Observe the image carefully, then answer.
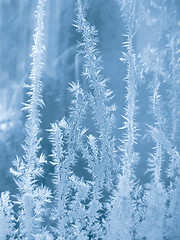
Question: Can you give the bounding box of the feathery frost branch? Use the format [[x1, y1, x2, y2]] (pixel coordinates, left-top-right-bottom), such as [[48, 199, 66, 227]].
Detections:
[[10, 0, 51, 238], [75, 0, 117, 190]]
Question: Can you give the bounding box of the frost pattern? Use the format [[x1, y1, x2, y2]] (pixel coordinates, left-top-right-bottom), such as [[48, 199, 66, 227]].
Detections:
[[0, 0, 179, 239]]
